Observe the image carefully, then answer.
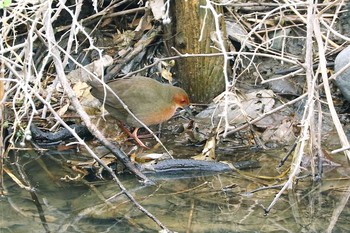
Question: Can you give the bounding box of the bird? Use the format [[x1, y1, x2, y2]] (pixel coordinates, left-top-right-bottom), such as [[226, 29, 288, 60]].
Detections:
[[89, 76, 190, 148]]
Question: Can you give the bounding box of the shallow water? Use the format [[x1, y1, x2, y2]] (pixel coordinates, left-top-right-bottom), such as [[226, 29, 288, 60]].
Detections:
[[1, 148, 350, 233]]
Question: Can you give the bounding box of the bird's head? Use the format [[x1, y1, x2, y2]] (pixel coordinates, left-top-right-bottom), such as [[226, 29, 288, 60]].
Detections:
[[172, 88, 190, 108]]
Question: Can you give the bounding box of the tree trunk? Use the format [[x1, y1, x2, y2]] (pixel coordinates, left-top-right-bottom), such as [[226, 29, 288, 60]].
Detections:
[[174, 0, 225, 104]]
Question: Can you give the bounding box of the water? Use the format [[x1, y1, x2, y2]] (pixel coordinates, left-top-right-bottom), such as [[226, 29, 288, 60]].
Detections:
[[1, 148, 350, 233]]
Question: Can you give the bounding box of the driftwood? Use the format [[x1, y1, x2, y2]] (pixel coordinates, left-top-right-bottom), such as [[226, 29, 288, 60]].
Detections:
[[31, 124, 92, 142], [139, 159, 260, 179]]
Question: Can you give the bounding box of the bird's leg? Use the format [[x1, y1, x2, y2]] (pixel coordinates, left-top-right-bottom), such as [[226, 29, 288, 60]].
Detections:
[[131, 128, 149, 149], [116, 121, 132, 136], [117, 122, 149, 148]]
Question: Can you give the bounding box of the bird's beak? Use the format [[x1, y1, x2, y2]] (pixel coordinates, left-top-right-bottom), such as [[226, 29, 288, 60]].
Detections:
[[184, 106, 193, 117]]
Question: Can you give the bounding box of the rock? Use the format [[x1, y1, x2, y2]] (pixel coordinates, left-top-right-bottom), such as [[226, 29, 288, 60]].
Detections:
[[267, 78, 300, 96], [334, 46, 350, 101]]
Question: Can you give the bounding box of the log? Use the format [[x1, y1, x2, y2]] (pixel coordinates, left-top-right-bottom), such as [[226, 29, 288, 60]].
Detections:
[[174, 0, 226, 103]]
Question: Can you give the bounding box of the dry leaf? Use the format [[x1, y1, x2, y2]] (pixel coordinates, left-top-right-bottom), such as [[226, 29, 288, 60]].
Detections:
[[161, 68, 173, 83], [66, 55, 113, 83], [149, 0, 165, 21], [72, 81, 89, 99], [197, 89, 276, 126], [57, 102, 70, 117], [192, 136, 216, 161]]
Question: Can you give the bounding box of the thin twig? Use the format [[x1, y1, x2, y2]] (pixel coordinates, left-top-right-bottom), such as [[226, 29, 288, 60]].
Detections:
[[313, 12, 350, 160], [264, 0, 316, 213]]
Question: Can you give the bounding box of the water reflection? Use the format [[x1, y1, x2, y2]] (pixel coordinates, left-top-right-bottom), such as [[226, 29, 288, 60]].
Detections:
[[1, 149, 350, 232]]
